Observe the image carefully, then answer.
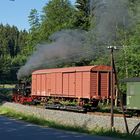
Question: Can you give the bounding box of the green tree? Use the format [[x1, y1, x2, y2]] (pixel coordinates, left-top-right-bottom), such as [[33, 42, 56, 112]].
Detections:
[[75, 0, 90, 30], [28, 9, 40, 31], [117, 45, 140, 80], [28, 9, 40, 45], [39, 0, 76, 41], [0, 24, 29, 83]]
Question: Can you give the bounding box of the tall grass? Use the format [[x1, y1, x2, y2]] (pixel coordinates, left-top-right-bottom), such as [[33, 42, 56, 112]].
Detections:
[[0, 106, 139, 140]]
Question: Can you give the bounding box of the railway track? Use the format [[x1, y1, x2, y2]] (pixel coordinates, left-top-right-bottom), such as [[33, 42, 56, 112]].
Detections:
[[30, 103, 138, 118], [87, 111, 132, 118]]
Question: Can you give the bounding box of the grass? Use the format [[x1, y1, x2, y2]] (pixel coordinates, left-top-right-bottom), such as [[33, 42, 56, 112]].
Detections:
[[97, 102, 122, 114], [0, 106, 140, 140], [0, 84, 15, 88]]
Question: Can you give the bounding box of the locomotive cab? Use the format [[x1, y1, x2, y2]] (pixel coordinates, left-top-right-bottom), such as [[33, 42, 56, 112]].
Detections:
[[14, 80, 31, 97], [12, 80, 32, 103]]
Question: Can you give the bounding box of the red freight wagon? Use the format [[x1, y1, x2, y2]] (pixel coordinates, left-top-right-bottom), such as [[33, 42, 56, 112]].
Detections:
[[31, 65, 112, 100]]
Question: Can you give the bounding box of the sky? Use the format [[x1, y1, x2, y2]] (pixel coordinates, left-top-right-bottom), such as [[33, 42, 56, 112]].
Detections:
[[0, 0, 76, 31]]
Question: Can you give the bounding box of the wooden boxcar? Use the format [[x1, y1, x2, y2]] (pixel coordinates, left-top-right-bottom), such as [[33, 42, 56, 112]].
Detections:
[[31, 65, 112, 100]]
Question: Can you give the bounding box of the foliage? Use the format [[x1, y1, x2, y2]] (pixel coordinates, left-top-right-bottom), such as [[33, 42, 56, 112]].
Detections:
[[28, 9, 40, 31], [28, 8, 40, 45], [117, 45, 140, 79], [38, 0, 77, 41], [0, 24, 29, 83], [74, 0, 90, 30], [0, 88, 12, 103]]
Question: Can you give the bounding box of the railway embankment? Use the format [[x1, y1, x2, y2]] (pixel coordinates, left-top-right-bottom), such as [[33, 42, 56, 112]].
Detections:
[[1, 102, 140, 133]]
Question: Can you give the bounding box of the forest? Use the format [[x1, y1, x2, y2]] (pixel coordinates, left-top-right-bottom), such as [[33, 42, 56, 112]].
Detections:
[[0, 0, 140, 85]]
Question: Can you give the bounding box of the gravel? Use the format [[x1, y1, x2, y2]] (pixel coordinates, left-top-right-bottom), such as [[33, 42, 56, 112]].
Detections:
[[2, 102, 140, 133]]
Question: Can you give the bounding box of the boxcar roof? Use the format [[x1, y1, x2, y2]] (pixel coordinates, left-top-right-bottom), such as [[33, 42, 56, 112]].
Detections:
[[32, 65, 111, 74], [121, 77, 140, 82]]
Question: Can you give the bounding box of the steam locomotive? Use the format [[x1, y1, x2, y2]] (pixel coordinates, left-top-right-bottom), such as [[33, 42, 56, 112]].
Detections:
[[12, 65, 114, 112]]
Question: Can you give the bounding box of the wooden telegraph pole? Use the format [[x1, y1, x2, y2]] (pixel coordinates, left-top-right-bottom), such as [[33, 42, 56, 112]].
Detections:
[[108, 46, 129, 133], [108, 46, 116, 130]]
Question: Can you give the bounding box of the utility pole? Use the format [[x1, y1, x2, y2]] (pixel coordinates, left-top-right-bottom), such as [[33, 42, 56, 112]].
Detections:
[[108, 46, 116, 130], [108, 46, 129, 133]]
